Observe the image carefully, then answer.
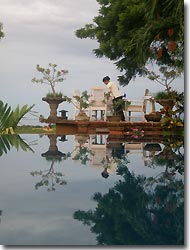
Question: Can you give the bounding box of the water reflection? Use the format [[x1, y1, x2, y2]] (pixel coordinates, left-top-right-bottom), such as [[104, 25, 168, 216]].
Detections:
[[70, 135, 184, 245], [31, 135, 69, 191], [74, 152, 184, 245], [0, 210, 2, 224], [0, 133, 184, 245], [0, 134, 34, 156]]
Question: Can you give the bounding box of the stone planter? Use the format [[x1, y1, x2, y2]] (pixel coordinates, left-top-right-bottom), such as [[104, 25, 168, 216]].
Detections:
[[42, 97, 65, 119], [107, 115, 121, 122], [145, 112, 162, 122], [156, 99, 174, 111]]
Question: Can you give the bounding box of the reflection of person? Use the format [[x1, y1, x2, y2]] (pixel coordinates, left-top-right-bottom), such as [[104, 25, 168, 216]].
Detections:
[[102, 76, 125, 121], [101, 168, 109, 179]]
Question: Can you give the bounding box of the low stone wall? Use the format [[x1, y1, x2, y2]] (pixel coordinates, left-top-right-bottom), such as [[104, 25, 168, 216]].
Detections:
[[43, 117, 183, 136]]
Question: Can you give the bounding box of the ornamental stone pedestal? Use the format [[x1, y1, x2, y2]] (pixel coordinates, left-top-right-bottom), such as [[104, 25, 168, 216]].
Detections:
[[42, 97, 65, 119]]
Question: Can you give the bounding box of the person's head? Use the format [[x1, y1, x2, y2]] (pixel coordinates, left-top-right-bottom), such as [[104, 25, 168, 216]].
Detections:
[[102, 76, 110, 85]]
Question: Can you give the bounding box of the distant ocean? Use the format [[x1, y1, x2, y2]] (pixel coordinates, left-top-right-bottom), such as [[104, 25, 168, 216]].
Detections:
[[19, 118, 42, 126]]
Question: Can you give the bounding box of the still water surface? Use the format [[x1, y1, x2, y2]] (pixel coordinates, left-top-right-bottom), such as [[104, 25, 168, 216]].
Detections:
[[0, 134, 184, 245]]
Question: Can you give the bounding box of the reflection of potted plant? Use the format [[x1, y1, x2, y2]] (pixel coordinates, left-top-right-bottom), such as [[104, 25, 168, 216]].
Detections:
[[152, 140, 184, 175], [143, 143, 162, 152], [64, 91, 93, 121], [72, 135, 94, 165], [41, 135, 66, 160], [32, 63, 68, 119]]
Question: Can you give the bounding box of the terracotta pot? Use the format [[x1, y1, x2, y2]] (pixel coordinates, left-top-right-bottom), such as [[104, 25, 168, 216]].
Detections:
[[145, 112, 162, 122], [75, 111, 90, 121], [75, 134, 89, 145], [156, 99, 174, 110], [107, 115, 121, 122]]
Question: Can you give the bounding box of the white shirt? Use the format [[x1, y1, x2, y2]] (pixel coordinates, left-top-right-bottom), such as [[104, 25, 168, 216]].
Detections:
[[107, 81, 122, 99]]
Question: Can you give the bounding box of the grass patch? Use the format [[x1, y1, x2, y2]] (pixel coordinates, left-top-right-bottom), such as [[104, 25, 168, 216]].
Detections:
[[15, 125, 56, 134]]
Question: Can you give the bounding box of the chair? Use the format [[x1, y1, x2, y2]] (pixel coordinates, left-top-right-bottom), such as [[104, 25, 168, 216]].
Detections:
[[73, 90, 81, 119], [124, 89, 155, 121], [124, 99, 145, 121], [89, 135, 107, 168], [89, 87, 107, 121], [124, 142, 143, 154]]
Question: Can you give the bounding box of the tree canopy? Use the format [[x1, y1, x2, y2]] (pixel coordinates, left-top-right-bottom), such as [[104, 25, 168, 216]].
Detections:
[[76, 0, 184, 85]]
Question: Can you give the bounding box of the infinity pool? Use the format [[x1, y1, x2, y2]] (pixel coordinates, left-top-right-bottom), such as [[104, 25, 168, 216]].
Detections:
[[0, 134, 184, 246]]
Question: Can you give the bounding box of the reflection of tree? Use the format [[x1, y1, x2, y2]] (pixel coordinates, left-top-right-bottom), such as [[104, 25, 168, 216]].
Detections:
[[31, 160, 67, 191], [72, 135, 94, 165], [0, 134, 34, 156], [72, 146, 93, 165], [31, 135, 69, 191], [74, 162, 184, 245], [152, 140, 184, 175]]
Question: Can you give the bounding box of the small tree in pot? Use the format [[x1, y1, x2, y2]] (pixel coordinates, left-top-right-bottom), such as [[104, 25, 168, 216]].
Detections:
[[32, 63, 68, 119], [104, 93, 130, 122], [145, 66, 184, 123], [147, 66, 182, 112], [64, 91, 94, 121]]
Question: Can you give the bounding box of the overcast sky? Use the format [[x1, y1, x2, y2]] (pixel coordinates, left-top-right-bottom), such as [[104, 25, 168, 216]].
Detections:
[[0, 0, 184, 121]]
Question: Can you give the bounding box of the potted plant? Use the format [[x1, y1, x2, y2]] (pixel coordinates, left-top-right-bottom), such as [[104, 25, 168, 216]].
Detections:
[[146, 66, 183, 117], [154, 91, 176, 111], [32, 63, 68, 119], [105, 93, 128, 122], [64, 91, 93, 121]]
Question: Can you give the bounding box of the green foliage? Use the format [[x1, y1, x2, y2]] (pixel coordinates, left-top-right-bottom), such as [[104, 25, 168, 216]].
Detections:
[[0, 100, 13, 133], [8, 104, 35, 129], [112, 98, 125, 115], [46, 91, 63, 98], [0, 100, 35, 133], [76, 0, 184, 85], [147, 66, 182, 91], [74, 157, 184, 245], [154, 91, 174, 100], [31, 161, 67, 191], [64, 90, 94, 112], [153, 90, 184, 131], [152, 140, 184, 174], [0, 134, 34, 157], [32, 63, 68, 94], [72, 146, 94, 165]]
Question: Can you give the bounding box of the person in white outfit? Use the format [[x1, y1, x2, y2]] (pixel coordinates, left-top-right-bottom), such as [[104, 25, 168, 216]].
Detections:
[[102, 76, 125, 121]]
